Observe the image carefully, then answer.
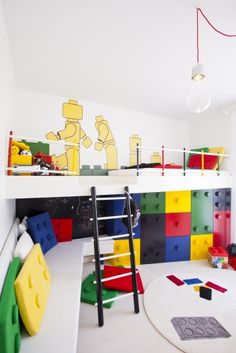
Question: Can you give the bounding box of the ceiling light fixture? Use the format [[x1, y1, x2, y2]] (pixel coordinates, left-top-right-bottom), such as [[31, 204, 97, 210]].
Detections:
[[187, 8, 236, 114]]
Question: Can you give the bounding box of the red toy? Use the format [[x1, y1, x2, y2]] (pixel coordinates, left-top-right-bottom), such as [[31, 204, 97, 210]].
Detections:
[[208, 246, 228, 269], [33, 151, 52, 165], [229, 256, 236, 270], [51, 218, 73, 242], [103, 265, 144, 294]]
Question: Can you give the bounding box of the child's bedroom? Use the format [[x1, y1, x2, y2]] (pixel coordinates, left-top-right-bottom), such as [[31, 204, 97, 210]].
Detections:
[[0, 1, 236, 353]]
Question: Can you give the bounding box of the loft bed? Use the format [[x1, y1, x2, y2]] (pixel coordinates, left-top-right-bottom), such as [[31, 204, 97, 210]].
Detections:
[[5, 133, 232, 198]]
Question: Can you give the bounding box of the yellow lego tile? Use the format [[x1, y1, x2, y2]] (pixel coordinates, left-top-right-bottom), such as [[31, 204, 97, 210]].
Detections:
[[11, 155, 32, 165], [62, 99, 83, 120], [190, 234, 213, 260], [14, 244, 51, 336], [108, 239, 140, 267], [165, 191, 191, 213]]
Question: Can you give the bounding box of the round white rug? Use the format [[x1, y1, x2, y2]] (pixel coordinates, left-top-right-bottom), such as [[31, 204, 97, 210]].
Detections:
[[143, 272, 236, 353]]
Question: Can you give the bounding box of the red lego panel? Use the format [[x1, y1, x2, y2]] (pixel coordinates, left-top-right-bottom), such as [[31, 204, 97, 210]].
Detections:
[[165, 212, 191, 237], [51, 218, 73, 242], [103, 265, 144, 294], [213, 211, 231, 249]]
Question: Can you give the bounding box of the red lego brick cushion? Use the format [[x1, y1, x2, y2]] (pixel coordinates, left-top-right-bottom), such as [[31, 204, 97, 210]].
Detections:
[[103, 265, 144, 294], [188, 154, 218, 170]]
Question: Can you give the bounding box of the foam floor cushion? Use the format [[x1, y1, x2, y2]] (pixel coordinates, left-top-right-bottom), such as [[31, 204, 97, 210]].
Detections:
[[208, 147, 225, 170], [14, 244, 51, 336], [27, 212, 57, 254], [103, 265, 144, 294], [14, 231, 34, 263], [0, 257, 22, 353]]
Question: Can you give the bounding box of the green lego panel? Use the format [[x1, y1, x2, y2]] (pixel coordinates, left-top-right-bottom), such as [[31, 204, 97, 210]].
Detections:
[[80, 165, 92, 176], [81, 272, 119, 309], [23, 140, 49, 156], [191, 190, 213, 234], [92, 169, 109, 176], [141, 192, 165, 214], [0, 257, 22, 353]]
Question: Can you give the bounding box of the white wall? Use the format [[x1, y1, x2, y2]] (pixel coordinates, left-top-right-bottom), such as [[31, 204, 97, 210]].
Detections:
[[13, 89, 189, 168], [0, 0, 16, 252]]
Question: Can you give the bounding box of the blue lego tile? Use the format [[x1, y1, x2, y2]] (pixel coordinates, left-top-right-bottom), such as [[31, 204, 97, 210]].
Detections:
[[27, 212, 57, 254], [183, 278, 203, 285], [165, 236, 190, 262], [104, 194, 141, 238]]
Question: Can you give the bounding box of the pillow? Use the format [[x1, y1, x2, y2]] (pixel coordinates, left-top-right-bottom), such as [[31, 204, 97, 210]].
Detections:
[[0, 257, 22, 353], [18, 216, 28, 235], [187, 147, 209, 168], [14, 231, 34, 263], [208, 147, 225, 170], [188, 154, 218, 170], [14, 244, 51, 336]]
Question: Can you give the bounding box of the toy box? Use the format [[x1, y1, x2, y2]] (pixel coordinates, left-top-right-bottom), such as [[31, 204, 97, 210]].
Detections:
[[208, 246, 228, 269]]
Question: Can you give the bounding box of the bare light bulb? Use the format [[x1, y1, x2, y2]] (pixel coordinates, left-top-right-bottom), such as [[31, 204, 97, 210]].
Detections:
[[186, 64, 211, 113]]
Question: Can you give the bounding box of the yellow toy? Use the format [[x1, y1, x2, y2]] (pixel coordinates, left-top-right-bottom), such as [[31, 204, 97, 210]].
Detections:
[[151, 152, 161, 164], [129, 134, 142, 166], [14, 244, 51, 336], [108, 239, 140, 267], [11, 140, 32, 166], [94, 115, 118, 169], [46, 99, 92, 175]]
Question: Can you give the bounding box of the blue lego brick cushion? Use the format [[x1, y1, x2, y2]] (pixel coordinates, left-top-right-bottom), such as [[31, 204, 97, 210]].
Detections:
[[27, 212, 57, 254]]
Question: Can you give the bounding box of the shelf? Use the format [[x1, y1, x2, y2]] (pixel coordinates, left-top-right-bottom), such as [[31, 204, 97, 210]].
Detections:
[[5, 174, 232, 199]]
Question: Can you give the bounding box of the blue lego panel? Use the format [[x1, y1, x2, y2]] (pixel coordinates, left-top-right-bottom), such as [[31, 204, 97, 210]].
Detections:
[[27, 212, 57, 254], [213, 188, 231, 211], [104, 194, 141, 238], [183, 278, 203, 285], [165, 236, 190, 262]]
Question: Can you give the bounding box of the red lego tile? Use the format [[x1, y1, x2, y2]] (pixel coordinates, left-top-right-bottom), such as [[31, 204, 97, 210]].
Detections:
[[51, 218, 73, 242], [165, 212, 191, 237], [213, 211, 231, 249]]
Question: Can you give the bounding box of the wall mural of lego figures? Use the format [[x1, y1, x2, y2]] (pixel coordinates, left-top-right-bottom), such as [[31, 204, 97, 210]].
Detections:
[[45, 99, 92, 175], [94, 115, 118, 170]]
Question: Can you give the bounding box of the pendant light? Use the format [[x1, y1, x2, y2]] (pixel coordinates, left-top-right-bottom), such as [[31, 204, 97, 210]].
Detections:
[[187, 8, 236, 114]]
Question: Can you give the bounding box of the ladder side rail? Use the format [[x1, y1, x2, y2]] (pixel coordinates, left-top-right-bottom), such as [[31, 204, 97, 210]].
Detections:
[[124, 186, 139, 313], [91, 186, 104, 327]]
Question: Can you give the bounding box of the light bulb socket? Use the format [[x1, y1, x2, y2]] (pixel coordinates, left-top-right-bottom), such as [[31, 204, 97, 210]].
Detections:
[[192, 64, 205, 81]]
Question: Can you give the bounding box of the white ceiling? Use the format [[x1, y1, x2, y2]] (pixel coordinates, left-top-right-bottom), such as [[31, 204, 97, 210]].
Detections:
[[3, 0, 236, 120]]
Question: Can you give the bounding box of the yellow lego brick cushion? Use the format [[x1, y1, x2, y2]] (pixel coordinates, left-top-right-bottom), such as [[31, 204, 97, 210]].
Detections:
[[14, 244, 51, 336], [208, 147, 225, 170]]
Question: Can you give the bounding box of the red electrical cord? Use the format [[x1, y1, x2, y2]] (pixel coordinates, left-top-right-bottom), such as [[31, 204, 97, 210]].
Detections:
[[196, 7, 236, 63]]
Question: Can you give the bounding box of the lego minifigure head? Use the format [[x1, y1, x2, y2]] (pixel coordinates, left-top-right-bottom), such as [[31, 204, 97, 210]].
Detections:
[[95, 115, 104, 122], [62, 99, 83, 120]]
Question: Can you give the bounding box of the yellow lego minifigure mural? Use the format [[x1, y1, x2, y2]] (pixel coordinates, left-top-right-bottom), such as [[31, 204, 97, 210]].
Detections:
[[45, 99, 92, 175], [151, 151, 161, 164], [129, 134, 142, 166], [94, 115, 118, 169]]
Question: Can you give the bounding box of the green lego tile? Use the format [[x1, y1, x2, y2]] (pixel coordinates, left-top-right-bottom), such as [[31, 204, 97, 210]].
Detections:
[[22, 140, 49, 156], [81, 272, 119, 308], [80, 165, 92, 176], [141, 192, 165, 214], [0, 257, 22, 353], [92, 169, 109, 176], [191, 190, 213, 234]]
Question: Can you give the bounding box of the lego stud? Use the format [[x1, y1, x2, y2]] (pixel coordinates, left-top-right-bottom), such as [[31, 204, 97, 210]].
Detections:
[[155, 204, 160, 210], [215, 202, 222, 208], [204, 239, 210, 245], [28, 275, 35, 289], [155, 216, 160, 222], [215, 191, 221, 197], [215, 214, 222, 220], [204, 225, 209, 231], [15, 333, 21, 353], [143, 204, 146, 210], [156, 192, 159, 198], [38, 254, 43, 265], [226, 213, 231, 219], [193, 226, 198, 232], [35, 294, 42, 308], [175, 221, 180, 227], [193, 191, 198, 197], [226, 191, 231, 197], [175, 198, 179, 203], [44, 269, 50, 281], [174, 245, 179, 251], [226, 201, 231, 207], [155, 251, 160, 257], [204, 191, 209, 197], [143, 193, 147, 199]]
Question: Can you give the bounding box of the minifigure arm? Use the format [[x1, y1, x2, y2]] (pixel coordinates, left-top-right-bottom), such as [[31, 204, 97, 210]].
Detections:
[[57, 123, 76, 140], [97, 122, 108, 143], [80, 128, 92, 148]]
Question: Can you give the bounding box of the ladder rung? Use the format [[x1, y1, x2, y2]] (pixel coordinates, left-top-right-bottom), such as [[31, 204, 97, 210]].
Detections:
[[92, 252, 133, 262], [93, 270, 139, 284], [90, 214, 132, 221], [95, 291, 140, 305], [89, 196, 126, 201], [91, 233, 135, 241]]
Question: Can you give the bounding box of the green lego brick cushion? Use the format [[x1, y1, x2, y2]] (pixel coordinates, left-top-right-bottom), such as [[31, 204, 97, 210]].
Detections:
[[81, 272, 120, 309], [0, 257, 22, 353]]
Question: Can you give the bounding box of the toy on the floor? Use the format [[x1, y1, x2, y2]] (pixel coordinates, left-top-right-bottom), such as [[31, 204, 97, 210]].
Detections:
[[81, 272, 120, 308], [166, 275, 185, 286], [205, 281, 227, 293], [183, 278, 203, 285], [103, 265, 144, 294], [208, 246, 228, 269], [199, 286, 212, 300], [0, 257, 22, 353], [171, 316, 230, 340], [27, 212, 57, 254], [14, 244, 51, 336]]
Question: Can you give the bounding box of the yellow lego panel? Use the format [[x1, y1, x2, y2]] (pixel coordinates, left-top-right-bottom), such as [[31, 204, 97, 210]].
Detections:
[[190, 234, 213, 260], [11, 155, 32, 165], [14, 244, 51, 336], [62, 99, 83, 120], [165, 191, 191, 213], [108, 239, 140, 267], [208, 147, 224, 170]]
